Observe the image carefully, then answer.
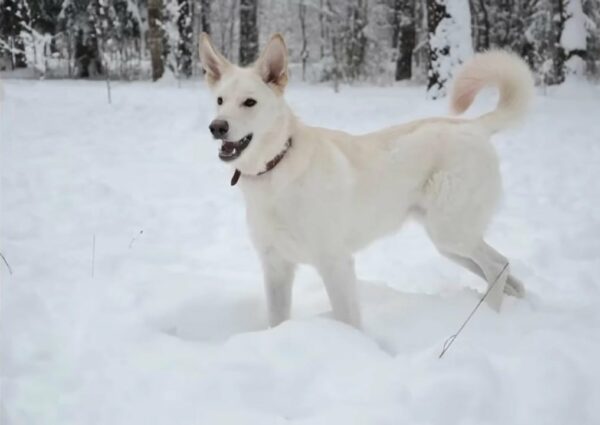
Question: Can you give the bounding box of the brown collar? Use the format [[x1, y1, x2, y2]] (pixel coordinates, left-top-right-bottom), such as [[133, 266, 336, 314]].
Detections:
[[230, 137, 292, 186]]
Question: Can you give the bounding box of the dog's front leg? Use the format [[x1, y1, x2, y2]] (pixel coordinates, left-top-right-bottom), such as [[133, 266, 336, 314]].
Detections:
[[260, 250, 296, 327], [316, 256, 362, 328]]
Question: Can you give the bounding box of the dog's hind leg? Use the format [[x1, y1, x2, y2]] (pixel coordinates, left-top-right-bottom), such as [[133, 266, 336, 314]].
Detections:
[[260, 250, 296, 327], [433, 237, 523, 311], [440, 251, 526, 298], [423, 165, 523, 311], [316, 256, 362, 328], [468, 242, 525, 301]]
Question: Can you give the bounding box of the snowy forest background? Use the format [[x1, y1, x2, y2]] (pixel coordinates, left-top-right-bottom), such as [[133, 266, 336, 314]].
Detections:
[[2, 3, 600, 424], [1, 0, 599, 97]]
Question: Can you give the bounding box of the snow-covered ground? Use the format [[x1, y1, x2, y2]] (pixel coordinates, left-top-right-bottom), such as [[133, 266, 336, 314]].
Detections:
[[1, 78, 599, 425]]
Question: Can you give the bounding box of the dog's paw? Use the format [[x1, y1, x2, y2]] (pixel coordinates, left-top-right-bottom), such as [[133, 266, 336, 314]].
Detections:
[[504, 276, 526, 298]]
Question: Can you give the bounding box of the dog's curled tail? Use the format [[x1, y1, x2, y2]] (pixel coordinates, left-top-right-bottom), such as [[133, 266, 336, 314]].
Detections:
[[450, 50, 534, 133]]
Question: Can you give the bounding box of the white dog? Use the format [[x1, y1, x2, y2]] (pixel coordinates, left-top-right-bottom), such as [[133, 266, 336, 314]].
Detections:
[[199, 33, 532, 328]]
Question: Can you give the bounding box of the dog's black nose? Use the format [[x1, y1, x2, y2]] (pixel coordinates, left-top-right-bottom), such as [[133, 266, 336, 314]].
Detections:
[[209, 120, 229, 138]]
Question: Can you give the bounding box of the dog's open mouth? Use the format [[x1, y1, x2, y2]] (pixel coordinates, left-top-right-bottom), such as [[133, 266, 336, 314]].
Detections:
[[218, 134, 253, 162]]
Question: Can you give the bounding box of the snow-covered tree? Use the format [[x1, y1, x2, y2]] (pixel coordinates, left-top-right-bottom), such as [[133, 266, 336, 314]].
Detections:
[[88, 0, 118, 76], [561, 0, 588, 77], [19, 23, 52, 76], [2, 0, 600, 84], [315, 0, 371, 84], [179, 0, 193, 76], [111, 0, 142, 79], [160, 0, 194, 78], [162, 0, 182, 77], [0, 0, 31, 68], [427, 0, 473, 99], [58, 0, 77, 76]]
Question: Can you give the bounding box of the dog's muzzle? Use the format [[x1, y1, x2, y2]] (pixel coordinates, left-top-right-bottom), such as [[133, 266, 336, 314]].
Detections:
[[218, 134, 253, 162]]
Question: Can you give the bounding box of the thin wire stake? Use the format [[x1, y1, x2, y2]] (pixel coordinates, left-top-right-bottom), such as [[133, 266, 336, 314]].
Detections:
[[439, 262, 509, 359], [0, 252, 13, 275]]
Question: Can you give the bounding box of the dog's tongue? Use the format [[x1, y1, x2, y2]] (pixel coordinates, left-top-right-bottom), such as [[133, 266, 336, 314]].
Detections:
[[221, 141, 236, 153]]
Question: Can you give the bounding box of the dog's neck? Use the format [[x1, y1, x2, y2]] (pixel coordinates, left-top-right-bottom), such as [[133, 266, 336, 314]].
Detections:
[[230, 137, 293, 186], [230, 103, 298, 185]]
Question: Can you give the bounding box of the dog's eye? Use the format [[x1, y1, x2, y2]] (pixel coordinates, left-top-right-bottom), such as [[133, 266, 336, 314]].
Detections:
[[217, 97, 223, 105], [243, 98, 257, 107]]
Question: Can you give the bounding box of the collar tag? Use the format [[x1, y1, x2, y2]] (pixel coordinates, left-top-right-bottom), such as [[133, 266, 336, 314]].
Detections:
[[230, 169, 241, 186]]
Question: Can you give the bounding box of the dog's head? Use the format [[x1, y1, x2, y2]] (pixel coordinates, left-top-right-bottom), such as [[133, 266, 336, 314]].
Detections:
[[199, 33, 291, 174]]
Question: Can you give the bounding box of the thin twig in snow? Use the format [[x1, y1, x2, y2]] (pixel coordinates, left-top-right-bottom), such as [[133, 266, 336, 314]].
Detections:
[[106, 77, 112, 104], [439, 262, 509, 358], [0, 252, 13, 275], [102, 52, 112, 104]]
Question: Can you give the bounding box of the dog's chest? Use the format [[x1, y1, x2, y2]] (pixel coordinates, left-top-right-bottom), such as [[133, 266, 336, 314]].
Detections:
[[244, 188, 321, 263]]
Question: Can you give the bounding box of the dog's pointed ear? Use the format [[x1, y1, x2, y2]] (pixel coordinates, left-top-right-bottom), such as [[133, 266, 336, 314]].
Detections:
[[199, 33, 230, 87], [255, 34, 288, 92]]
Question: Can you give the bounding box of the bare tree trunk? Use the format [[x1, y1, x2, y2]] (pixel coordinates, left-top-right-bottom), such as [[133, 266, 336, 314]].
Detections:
[[138, 0, 146, 54], [148, 0, 164, 81], [343, 0, 368, 81], [319, 0, 325, 58], [12, 38, 27, 69], [325, 0, 342, 90], [192, 0, 210, 75], [200, 0, 211, 34], [393, 0, 415, 80], [218, 1, 228, 54], [478, 0, 490, 49], [66, 32, 73, 77], [392, 0, 400, 50], [239, 0, 258, 66], [228, 0, 237, 59], [191, 0, 199, 75], [299, 0, 308, 81], [550, 0, 566, 84], [177, 0, 193, 77], [331, 33, 340, 92], [469, 0, 490, 51], [105, 61, 112, 104]]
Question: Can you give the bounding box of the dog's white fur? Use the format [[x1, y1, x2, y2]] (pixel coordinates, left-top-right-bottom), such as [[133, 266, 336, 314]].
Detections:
[[199, 33, 534, 328]]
